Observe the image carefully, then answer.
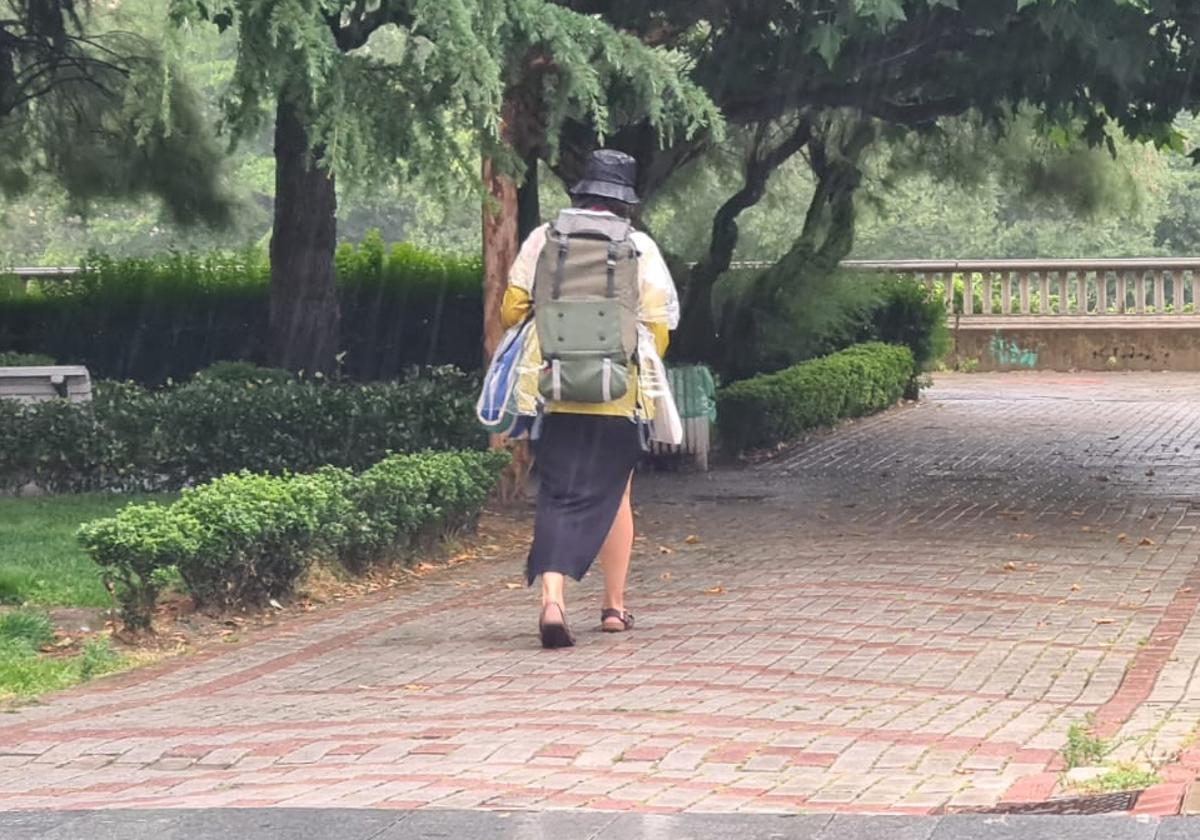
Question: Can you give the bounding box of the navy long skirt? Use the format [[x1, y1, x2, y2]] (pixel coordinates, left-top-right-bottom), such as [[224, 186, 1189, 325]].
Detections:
[[526, 413, 642, 585]]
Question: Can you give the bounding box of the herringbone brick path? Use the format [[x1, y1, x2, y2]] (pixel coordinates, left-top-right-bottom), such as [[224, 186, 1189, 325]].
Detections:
[[3, 373, 1200, 815]]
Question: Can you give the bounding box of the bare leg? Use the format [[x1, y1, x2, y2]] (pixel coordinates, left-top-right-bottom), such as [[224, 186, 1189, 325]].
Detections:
[[600, 477, 634, 626], [538, 571, 574, 648], [541, 572, 566, 612]]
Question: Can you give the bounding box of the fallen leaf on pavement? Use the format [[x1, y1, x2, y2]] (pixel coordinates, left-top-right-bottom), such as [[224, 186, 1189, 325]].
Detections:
[[1071, 584, 1082, 592], [1094, 618, 1116, 625], [704, 585, 726, 596], [658, 546, 675, 555], [685, 535, 702, 545], [1117, 533, 1129, 543], [403, 684, 431, 692], [1003, 562, 1019, 572], [504, 582, 522, 590], [660, 572, 673, 582], [1139, 538, 1156, 547]]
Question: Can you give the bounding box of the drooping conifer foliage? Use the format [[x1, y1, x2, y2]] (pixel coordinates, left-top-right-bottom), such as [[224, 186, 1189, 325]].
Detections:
[[169, 0, 720, 373], [1, 0, 231, 225]]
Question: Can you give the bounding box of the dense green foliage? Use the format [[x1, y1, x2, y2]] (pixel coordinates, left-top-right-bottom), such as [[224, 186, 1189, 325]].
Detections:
[[717, 343, 915, 455], [3, 244, 946, 384], [714, 272, 947, 382], [0, 237, 482, 382], [1, 0, 231, 225], [0, 367, 480, 494], [168, 0, 721, 185], [0, 351, 55, 367], [8, 1, 1200, 386], [78, 451, 509, 627]]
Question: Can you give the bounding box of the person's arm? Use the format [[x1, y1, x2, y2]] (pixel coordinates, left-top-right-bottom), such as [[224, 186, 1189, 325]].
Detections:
[[501, 286, 531, 330], [500, 225, 546, 330], [649, 321, 669, 358]]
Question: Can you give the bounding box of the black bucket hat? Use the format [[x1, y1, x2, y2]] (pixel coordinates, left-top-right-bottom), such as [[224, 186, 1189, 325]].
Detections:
[[569, 149, 640, 205]]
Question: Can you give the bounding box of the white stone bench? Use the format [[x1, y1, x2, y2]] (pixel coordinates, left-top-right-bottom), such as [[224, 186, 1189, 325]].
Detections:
[[0, 366, 93, 404]]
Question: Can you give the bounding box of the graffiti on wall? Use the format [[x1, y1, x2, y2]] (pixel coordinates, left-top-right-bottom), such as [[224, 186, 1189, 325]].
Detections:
[[989, 332, 1039, 368]]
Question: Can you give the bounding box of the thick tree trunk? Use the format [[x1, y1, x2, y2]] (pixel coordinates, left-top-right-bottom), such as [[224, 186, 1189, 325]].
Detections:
[[517, 152, 541, 242], [269, 95, 340, 375], [482, 157, 519, 362], [482, 155, 530, 503]]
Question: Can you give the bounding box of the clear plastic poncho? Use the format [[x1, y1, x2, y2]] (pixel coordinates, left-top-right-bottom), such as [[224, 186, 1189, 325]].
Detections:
[[503, 213, 683, 445]]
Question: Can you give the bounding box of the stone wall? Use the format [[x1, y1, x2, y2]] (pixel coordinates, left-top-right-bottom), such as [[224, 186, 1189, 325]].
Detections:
[[953, 321, 1200, 372]]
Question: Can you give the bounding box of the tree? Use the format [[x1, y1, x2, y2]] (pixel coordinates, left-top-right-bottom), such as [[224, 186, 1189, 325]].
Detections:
[[1, 0, 231, 226], [171, 0, 717, 375], [479, 0, 721, 359], [548, 0, 1200, 374]]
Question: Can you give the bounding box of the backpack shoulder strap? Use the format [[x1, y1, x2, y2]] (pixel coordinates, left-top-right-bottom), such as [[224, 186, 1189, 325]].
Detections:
[[543, 221, 571, 301]]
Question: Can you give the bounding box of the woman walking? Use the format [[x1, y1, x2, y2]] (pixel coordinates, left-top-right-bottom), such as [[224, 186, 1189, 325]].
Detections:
[[500, 149, 680, 649]]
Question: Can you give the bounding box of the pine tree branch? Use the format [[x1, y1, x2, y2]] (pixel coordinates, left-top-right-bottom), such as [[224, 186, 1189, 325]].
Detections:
[[332, 2, 414, 51]]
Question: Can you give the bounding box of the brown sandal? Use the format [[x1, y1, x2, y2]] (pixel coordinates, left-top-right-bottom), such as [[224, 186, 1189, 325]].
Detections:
[[601, 608, 634, 633], [540, 603, 575, 649]]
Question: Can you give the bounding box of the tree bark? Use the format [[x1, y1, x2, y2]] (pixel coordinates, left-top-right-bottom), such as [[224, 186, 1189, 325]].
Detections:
[[482, 154, 531, 503], [269, 94, 340, 375], [482, 157, 520, 363], [517, 151, 541, 242]]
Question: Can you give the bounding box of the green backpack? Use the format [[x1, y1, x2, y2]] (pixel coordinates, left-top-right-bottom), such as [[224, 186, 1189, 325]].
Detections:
[[533, 211, 640, 404]]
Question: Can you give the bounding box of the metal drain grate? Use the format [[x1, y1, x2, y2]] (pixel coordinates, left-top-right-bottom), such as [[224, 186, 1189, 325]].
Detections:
[[961, 791, 1142, 816]]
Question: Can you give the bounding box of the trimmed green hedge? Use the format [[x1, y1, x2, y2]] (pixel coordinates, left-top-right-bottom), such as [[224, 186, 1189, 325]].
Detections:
[[0, 351, 56, 366], [78, 451, 509, 629], [0, 234, 483, 384], [717, 343, 915, 454], [0, 366, 482, 494]]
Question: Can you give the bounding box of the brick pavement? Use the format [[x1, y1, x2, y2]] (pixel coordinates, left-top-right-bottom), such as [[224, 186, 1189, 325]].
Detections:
[[3, 372, 1200, 816]]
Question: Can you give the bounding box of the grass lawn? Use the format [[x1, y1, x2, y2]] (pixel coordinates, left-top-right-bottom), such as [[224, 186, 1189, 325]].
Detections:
[[0, 494, 169, 700], [0, 610, 126, 701], [0, 493, 173, 608]]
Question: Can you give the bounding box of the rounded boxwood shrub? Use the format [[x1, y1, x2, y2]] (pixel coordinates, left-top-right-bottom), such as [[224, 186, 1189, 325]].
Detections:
[[77, 450, 510, 628]]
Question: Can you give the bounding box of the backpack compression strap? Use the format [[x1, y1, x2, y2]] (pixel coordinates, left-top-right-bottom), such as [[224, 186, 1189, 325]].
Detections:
[[552, 234, 569, 300], [606, 241, 618, 299]]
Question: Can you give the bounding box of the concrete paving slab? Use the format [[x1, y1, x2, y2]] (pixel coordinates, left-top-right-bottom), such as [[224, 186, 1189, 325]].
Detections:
[[1157, 819, 1200, 840], [815, 815, 939, 840], [607, 812, 833, 839], [930, 815, 1159, 840], [374, 809, 618, 839]]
